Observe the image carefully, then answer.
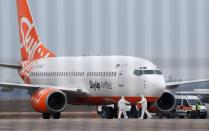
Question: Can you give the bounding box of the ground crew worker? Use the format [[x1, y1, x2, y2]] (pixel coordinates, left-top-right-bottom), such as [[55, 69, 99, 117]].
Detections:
[[196, 101, 201, 115], [138, 95, 152, 119], [118, 96, 130, 119]]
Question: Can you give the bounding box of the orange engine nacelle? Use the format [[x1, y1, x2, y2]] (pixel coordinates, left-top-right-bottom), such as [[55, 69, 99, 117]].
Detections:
[[31, 88, 67, 113]]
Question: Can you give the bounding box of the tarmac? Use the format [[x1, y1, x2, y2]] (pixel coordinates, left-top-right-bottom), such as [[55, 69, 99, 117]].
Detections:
[[0, 100, 96, 112], [1, 100, 209, 131], [0, 112, 98, 119], [1, 119, 209, 131]]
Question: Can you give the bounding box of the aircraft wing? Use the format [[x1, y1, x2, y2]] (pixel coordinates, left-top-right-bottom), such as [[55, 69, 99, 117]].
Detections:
[[0, 64, 22, 69], [0, 82, 89, 97], [166, 79, 209, 89], [175, 91, 209, 95]]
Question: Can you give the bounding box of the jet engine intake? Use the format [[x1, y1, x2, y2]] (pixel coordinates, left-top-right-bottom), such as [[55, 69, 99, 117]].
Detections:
[[156, 90, 176, 112], [31, 88, 67, 113]]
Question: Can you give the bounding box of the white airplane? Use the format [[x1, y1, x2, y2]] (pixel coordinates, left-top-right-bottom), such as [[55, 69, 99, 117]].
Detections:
[[0, 0, 209, 119]]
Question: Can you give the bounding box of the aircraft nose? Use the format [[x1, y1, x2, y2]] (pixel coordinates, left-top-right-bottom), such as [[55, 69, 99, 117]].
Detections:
[[156, 76, 166, 91], [144, 75, 166, 97]]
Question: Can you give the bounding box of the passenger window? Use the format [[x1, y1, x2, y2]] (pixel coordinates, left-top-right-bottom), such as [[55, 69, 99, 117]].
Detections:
[[109, 72, 111, 76]]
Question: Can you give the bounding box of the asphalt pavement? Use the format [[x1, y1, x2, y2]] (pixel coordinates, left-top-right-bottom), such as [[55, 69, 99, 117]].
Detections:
[[0, 119, 209, 131]]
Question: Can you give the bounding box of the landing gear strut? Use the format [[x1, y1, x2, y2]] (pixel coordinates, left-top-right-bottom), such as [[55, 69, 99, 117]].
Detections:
[[101, 105, 118, 119], [127, 105, 138, 118], [99, 104, 139, 119]]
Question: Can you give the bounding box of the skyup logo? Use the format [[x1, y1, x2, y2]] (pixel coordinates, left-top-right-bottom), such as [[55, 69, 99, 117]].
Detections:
[[20, 17, 50, 60]]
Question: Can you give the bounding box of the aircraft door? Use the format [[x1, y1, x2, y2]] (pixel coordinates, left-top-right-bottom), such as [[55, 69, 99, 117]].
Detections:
[[118, 70, 125, 86], [117, 65, 127, 87]]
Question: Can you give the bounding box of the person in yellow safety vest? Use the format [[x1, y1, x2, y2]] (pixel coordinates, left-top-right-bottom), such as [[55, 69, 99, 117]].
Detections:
[[196, 102, 201, 114], [138, 95, 152, 119]]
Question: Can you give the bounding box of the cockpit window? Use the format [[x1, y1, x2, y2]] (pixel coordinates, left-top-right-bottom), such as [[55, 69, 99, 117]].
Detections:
[[134, 70, 162, 76], [134, 70, 144, 76], [154, 70, 162, 75], [143, 70, 154, 74]]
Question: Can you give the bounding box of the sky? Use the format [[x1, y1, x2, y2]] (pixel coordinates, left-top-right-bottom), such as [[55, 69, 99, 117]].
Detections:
[[0, 0, 209, 85]]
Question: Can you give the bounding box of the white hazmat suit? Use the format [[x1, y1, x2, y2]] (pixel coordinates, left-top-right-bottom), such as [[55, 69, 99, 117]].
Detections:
[[138, 95, 152, 119], [118, 96, 130, 119]]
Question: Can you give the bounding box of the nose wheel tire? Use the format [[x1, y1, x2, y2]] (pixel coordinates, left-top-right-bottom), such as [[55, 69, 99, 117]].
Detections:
[[101, 106, 115, 119]]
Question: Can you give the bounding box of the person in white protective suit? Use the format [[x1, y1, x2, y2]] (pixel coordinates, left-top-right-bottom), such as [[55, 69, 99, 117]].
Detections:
[[118, 96, 130, 119], [138, 95, 152, 119]]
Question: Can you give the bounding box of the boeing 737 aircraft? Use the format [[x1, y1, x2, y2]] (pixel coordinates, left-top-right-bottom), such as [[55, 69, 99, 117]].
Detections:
[[0, 0, 209, 119]]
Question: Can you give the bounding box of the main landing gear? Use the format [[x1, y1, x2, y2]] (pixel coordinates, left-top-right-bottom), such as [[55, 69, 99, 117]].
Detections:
[[98, 105, 138, 119], [42, 113, 61, 119], [99, 105, 118, 119]]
